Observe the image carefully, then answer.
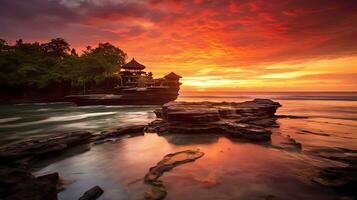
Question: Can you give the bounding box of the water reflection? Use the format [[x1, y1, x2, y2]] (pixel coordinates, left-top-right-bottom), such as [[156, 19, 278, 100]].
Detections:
[[2, 98, 357, 199], [36, 133, 341, 200], [161, 134, 219, 146]]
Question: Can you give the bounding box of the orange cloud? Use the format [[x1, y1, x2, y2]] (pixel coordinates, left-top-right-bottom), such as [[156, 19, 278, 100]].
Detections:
[[1, 0, 357, 92]]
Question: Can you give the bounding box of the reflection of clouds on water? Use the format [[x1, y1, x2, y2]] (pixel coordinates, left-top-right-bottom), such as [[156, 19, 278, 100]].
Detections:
[[162, 134, 219, 146], [35, 134, 343, 200]]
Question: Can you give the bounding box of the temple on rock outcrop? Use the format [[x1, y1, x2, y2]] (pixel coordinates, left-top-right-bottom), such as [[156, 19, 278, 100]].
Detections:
[[65, 58, 182, 105], [118, 58, 182, 89]]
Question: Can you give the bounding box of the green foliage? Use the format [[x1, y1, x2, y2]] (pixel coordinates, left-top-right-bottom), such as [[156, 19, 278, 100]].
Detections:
[[41, 38, 71, 58], [0, 38, 127, 92], [80, 42, 127, 82]]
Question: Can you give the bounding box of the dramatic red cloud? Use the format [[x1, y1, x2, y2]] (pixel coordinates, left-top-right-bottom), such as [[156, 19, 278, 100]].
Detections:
[[1, 0, 357, 92]]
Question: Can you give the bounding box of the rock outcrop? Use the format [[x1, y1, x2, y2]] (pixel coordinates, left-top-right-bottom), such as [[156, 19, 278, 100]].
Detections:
[[0, 125, 146, 163], [0, 131, 92, 162], [149, 99, 281, 141], [0, 125, 146, 200], [0, 165, 59, 200], [143, 149, 204, 200]]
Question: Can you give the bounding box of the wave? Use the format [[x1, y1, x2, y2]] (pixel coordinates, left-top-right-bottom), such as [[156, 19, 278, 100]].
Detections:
[[0, 112, 117, 128], [0, 117, 21, 124], [43, 112, 117, 122]]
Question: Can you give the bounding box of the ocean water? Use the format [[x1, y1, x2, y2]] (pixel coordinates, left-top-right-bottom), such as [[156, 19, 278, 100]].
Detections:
[[0, 103, 158, 144], [1, 92, 357, 200]]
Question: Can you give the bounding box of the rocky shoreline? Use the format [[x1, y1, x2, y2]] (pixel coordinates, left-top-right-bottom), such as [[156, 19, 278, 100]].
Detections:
[[0, 125, 146, 200], [148, 99, 281, 141], [0, 99, 355, 200]]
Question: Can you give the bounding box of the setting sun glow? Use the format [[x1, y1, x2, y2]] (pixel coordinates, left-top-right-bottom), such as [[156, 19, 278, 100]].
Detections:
[[1, 0, 356, 93]]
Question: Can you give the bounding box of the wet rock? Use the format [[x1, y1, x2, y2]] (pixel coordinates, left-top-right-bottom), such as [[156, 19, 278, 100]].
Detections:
[[150, 99, 281, 141], [221, 122, 272, 141], [144, 186, 167, 200], [118, 125, 146, 135], [300, 130, 330, 136], [162, 134, 219, 146], [146, 120, 167, 133], [313, 166, 357, 196], [223, 98, 281, 117], [276, 115, 308, 119], [0, 125, 147, 200], [143, 149, 204, 200], [251, 118, 279, 127], [90, 125, 146, 142], [78, 186, 104, 200], [161, 102, 220, 122], [264, 195, 283, 200], [0, 131, 92, 162], [0, 166, 59, 200], [272, 135, 302, 152], [145, 149, 204, 184]]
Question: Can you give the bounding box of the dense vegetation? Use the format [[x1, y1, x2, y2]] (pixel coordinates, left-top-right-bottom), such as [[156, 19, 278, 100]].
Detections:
[[0, 38, 127, 102]]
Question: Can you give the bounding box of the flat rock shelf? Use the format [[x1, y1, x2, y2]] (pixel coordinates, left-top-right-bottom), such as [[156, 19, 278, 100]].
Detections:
[[148, 99, 282, 141]]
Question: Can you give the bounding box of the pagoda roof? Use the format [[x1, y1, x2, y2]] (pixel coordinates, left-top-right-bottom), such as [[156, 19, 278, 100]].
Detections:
[[164, 72, 182, 80], [122, 58, 146, 70]]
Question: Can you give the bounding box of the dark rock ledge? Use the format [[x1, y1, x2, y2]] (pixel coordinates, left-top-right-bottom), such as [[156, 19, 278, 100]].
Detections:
[[0, 125, 146, 200], [148, 99, 281, 141], [143, 149, 204, 200]]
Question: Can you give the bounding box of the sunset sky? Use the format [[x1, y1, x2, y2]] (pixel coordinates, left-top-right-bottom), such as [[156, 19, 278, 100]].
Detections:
[[1, 0, 357, 93]]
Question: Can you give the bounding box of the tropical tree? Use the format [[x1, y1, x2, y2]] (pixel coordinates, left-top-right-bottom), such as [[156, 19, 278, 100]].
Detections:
[[80, 42, 127, 81], [0, 38, 128, 97], [41, 38, 71, 58]]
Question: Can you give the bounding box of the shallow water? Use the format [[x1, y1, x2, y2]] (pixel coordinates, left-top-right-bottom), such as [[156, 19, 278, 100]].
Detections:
[[1, 95, 357, 199], [35, 134, 342, 200]]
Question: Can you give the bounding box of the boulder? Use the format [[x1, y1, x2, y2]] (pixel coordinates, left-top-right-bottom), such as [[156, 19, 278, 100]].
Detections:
[[78, 186, 104, 200]]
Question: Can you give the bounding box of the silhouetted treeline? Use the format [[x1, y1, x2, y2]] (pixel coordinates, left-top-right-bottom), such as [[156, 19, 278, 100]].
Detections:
[[0, 38, 127, 103]]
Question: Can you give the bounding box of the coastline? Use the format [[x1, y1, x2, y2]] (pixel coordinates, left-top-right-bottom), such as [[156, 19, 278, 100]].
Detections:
[[1, 98, 356, 200]]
